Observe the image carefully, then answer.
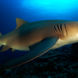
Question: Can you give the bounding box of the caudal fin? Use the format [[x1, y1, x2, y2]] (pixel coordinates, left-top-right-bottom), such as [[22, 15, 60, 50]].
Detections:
[[0, 33, 10, 52], [0, 33, 2, 37], [0, 33, 2, 47]]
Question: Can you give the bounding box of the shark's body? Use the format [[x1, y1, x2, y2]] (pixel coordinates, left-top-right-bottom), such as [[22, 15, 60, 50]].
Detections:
[[1, 18, 78, 69]]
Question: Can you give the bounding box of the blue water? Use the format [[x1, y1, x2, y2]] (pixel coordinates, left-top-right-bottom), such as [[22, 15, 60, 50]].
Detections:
[[0, 0, 78, 64]]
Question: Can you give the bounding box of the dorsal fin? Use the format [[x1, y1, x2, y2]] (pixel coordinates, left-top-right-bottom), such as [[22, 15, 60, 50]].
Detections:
[[16, 18, 27, 29]]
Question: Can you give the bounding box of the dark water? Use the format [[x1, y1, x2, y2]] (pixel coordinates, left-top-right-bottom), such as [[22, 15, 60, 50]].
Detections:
[[0, 0, 78, 77]]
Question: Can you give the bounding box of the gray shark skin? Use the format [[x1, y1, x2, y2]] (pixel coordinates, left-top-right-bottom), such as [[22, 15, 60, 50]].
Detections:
[[0, 18, 78, 69]]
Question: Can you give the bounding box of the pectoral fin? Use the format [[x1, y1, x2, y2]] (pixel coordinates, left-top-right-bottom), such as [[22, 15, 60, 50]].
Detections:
[[3, 37, 58, 69], [0, 46, 10, 52]]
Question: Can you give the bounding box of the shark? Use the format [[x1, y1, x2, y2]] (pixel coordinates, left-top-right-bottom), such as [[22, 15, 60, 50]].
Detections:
[[0, 18, 78, 69]]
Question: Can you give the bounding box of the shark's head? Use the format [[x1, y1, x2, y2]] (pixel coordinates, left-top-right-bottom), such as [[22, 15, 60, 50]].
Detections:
[[67, 23, 78, 43], [59, 22, 78, 46], [52, 22, 78, 49]]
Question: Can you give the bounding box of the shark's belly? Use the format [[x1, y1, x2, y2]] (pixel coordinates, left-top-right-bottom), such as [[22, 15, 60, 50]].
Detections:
[[9, 33, 45, 50], [51, 34, 78, 49], [51, 39, 65, 49]]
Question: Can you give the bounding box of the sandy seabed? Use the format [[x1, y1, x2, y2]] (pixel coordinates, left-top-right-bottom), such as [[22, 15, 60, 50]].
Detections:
[[0, 45, 78, 78]]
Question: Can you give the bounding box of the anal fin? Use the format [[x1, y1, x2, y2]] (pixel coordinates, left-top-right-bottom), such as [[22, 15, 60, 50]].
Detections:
[[0, 46, 10, 52]]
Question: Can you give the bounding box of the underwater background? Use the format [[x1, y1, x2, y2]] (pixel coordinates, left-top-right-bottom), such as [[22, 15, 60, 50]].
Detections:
[[0, 0, 78, 78]]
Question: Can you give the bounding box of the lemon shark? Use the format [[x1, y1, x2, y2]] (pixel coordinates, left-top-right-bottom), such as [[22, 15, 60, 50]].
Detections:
[[1, 18, 78, 69]]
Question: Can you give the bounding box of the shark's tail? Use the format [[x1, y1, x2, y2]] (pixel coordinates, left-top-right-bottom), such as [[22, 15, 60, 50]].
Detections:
[[0, 33, 11, 52], [0, 33, 2, 47], [0, 33, 2, 37]]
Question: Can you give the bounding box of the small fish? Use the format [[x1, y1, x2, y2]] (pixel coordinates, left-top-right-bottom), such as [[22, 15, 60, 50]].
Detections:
[[0, 18, 78, 69]]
